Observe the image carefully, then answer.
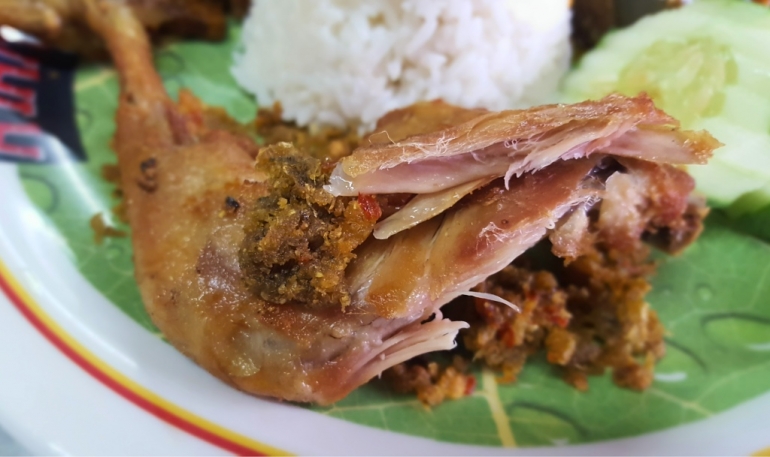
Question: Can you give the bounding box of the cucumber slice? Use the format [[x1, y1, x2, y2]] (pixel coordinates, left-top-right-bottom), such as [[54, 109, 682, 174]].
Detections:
[[562, 0, 770, 209]]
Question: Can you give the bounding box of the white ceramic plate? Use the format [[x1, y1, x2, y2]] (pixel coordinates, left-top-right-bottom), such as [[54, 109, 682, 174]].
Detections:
[[1, 21, 769, 457]]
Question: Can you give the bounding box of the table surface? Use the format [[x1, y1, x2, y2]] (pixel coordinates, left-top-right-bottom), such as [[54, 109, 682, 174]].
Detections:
[[0, 426, 28, 456]]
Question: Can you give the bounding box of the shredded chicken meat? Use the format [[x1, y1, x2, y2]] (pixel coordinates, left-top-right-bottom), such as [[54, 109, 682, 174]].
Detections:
[[254, 103, 710, 404]]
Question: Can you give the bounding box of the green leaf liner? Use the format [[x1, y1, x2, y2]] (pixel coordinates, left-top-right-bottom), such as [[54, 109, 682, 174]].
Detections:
[[17, 26, 770, 448]]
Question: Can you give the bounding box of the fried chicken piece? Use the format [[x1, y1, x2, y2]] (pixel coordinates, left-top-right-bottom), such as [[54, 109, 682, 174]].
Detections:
[[0, 0, 227, 58], [66, 0, 716, 405], [73, 0, 466, 404]]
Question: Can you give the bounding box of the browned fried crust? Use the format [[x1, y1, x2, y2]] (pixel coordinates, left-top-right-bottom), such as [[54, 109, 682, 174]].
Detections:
[[239, 144, 376, 309]]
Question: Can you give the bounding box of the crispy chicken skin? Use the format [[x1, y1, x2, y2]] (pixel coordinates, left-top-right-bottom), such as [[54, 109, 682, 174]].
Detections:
[[62, 0, 716, 404], [328, 94, 715, 197]]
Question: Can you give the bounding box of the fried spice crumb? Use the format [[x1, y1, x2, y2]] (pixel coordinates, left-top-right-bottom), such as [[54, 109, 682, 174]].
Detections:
[[238, 143, 378, 309], [255, 102, 359, 160], [384, 356, 476, 407], [90, 212, 127, 245], [460, 241, 665, 394]]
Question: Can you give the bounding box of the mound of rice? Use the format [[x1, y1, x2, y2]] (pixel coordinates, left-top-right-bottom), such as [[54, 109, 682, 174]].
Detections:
[[232, 0, 571, 131]]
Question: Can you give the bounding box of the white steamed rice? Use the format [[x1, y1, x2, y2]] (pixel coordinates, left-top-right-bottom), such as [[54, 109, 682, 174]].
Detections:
[[232, 0, 571, 131]]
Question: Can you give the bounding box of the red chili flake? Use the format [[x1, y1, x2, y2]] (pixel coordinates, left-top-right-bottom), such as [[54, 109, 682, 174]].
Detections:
[[473, 294, 502, 324], [357, 194, 382, 221], [464, 375, 477, 396], [498, 326, 516, 348], [321, 161, 336, 174], [374, 193, 413, 219], [544, 306, 570, 328], [474, 296, 490, 311]]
